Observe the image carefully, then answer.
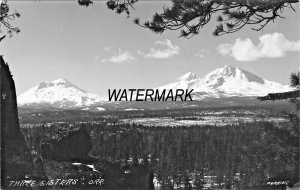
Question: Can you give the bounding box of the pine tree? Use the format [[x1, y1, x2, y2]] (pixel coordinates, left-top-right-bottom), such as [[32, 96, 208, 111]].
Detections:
[[0, 0, 20, 41], [258, 72, 299, 135], [106, 0, 299, 38], [2, 0, 299, 39]]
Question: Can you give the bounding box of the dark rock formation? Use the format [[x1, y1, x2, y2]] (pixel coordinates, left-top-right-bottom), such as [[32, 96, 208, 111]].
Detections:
[[93, 159, 155, 190], [0, 56, 34, 186], [122, 164, 155, 190], [42, 159, 104, 189], [41, 128, 94, 162]]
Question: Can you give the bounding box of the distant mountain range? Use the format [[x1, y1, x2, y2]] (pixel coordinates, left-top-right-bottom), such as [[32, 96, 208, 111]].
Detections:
[[17, 65, 293, 110], [158, 65, 292, 100]]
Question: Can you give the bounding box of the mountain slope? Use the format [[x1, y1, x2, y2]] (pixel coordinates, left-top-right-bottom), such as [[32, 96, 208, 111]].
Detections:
[[159, 65, 293, 99], [159, 72, 201, 89], [18, 79, 104, 108]]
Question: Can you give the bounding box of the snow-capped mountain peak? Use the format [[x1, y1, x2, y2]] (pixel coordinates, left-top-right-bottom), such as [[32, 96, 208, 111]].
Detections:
[[18, 79, 104, 108], [158, 65, 293, 99], [213, 65, 236, 76], [202, 65, 265, 88], [159, 72, 200, 90], [52, 78, 70, 85], [175, 72, 199, 82]]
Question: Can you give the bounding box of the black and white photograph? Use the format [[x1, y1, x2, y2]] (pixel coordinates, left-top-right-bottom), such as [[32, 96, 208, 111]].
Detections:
[[0, 0, 299, 189]]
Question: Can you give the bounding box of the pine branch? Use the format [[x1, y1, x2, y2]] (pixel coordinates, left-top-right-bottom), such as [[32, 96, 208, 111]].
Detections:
[[0, 35, 6, 42], [106, 0, 299, 38]]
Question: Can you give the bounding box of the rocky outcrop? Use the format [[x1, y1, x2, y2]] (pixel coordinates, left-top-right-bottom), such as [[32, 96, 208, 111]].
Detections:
[[41, 128, 94, 162], [0, 56, 34, 187], [42, 159, 104, 189]]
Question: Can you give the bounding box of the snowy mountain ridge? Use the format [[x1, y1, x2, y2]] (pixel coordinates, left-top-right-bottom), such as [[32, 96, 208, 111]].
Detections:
[[18, 79, 104, 108], [158, 65, 293, 99], [17, 65, 293, 109]]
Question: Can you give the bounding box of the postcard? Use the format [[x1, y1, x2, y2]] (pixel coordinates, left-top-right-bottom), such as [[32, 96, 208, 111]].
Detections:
[[1, 0, 299, 189]]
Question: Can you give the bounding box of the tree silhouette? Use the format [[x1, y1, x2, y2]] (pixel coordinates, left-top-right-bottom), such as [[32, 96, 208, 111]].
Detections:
[[258, 72, 300, 102], [258, 72, 300, 136], [104, 0, 299, 38], [78, 0, 93, 7], [1, 0, 299, 39], [0, 0, 20, 42]]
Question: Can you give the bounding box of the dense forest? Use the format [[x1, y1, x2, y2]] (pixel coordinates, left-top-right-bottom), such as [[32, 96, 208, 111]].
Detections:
[[20, 120, 299, 189]]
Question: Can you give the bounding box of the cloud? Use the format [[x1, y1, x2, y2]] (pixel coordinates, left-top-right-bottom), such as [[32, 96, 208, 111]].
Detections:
[[94, 55, 100, 60], [103, 46, 111, 51], [101, 49, 136, 63], [138, 39, 180, 59], [217, 33, 300, 61], [194, 49, 209, 58]]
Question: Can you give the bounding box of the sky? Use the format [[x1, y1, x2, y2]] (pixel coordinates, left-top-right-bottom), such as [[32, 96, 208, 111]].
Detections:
[[1, 1, 299, 97]]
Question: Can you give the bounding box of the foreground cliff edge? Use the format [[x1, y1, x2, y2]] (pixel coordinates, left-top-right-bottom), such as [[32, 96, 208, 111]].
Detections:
[[0, 56, 35, 187]]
